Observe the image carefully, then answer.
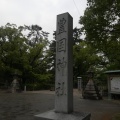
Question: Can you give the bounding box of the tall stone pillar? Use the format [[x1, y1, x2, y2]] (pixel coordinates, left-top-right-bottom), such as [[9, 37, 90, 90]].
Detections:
[[55, 12, 73, 113], [34, 13, 91, 120]]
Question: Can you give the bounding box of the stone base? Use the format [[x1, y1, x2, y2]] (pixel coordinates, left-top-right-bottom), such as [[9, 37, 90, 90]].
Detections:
[[34, 110, 91, 120]]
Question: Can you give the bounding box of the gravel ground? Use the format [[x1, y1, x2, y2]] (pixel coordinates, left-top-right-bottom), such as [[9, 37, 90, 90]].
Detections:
[[0, 90, 120, 120]]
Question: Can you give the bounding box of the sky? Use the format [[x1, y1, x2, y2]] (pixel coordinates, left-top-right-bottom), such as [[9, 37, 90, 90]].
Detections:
[[0, 0, 87, 40]]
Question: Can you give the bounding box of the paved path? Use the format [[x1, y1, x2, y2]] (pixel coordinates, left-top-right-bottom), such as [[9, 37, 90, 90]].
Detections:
[[0, 90, 120, 120]]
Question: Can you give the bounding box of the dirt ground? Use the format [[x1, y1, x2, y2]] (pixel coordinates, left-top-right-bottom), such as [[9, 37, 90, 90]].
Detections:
[[0, 89, 120, 120]]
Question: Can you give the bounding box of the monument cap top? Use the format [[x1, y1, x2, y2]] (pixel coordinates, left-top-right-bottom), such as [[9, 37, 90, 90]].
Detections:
[[57, 12, 72, 17]]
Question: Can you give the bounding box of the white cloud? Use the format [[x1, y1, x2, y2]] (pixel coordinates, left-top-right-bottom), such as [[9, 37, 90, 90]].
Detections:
[[0, 0, 87, 40]]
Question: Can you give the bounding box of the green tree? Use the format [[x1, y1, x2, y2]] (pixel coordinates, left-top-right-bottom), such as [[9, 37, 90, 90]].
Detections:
[[73, 27, 82, 43], [0, 23, 27, 86], [0, 23, 52, 90], [45, 40, 56, 88], [80, 0, 120, 69], [73, 41, 104, 77]]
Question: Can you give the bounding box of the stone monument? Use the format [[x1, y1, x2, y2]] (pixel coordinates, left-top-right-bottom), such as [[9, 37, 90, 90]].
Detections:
[[11, 78, 19, 93], [35, 12, 91, 120], [83, 68, 102, 100], [11, 70, 21, 93], [55, 12, 73, 113]]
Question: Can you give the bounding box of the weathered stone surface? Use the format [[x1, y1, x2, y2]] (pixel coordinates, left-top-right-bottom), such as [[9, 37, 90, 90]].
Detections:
[[35, 110, 91, 120], [55, 12, 73, 113], [83, 79, 102, 100], [34, 12, 91, 120]]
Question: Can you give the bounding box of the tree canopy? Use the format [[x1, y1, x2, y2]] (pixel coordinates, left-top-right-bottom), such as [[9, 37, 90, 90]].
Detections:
[[0, 23, 52, 89], [80, 0, 120, 70]]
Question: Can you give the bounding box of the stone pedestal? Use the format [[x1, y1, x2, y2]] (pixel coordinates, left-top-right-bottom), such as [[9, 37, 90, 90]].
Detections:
[[35, 110, 91, 120]]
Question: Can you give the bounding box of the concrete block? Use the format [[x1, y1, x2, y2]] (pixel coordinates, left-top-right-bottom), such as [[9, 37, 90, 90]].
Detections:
[[35, 110, 91, 120]]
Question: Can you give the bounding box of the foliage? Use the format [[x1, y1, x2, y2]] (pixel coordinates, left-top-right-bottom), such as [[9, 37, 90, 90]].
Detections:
[[73, 41, 104, 78], [0, 23, 52, 89], [80, 0, 120, 69], [47, 40, 56, 84], [73, 27, 82, 43]]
